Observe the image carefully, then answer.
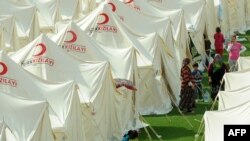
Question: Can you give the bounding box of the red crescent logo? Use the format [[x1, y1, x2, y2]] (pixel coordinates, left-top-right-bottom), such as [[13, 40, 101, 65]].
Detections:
[[33, 43, 47, 57], [64, 30, 77, 43], [108, 2, 116, 12], [98, 13, 109, 25], [124, 0, 133, 4], [0, 62, 8, 75]]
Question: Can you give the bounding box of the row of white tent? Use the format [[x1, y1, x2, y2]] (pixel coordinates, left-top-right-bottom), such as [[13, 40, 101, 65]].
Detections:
[[1, 0, 250, 58], [204, 57, 250, 141], [0, 0, 96, 50], [1, 0, 250, 141]]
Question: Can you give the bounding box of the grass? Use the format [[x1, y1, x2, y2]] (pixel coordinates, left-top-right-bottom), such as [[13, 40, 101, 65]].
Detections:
[[135, 31, 250, 141]]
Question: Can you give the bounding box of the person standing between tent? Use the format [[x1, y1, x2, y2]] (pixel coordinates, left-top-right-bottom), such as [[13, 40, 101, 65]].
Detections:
[[208, 54, 228, 101], [226, 35, 247, 71], [192, 63, 203, 102], [214, 27, 225, 56], [179, 58, 196, 113]]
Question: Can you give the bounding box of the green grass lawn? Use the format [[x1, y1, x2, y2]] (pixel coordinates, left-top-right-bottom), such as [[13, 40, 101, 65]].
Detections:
[[135, 31, 250, 141]]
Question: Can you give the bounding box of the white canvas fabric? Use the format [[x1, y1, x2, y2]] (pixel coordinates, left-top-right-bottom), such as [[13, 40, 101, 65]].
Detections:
[[9, 34, 123, 141], [0, 15, 20, 52], [139, 0, 208, 57], [52, 21, 145, 132], [0, 121, 6, 141], [204, 102, 250, 141], [118, 0, 191, 63], [0, 51, 85, 141], [218, 0, 247, 35], [0, 92, 54, 141], [218, 86, 250, 110], [0, 1, 40, 46], [223, 69, 250, 91], [17, 0, 60, 31], [103, 0, 186, 75], [82, 0, 97, 14], [237, 57, 250, 71], [246, 0, 250, 28], [77, 4, 175, 114], [59, 0, 82, 20]]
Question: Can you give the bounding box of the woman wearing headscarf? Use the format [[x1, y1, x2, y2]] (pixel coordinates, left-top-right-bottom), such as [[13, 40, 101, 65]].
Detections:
[[208, 54, 228, 100], [179, 58, 195, 113]]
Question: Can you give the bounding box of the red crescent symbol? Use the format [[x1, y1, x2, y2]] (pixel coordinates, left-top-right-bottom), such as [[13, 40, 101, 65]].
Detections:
[[64, 30, 77, 43], [0, 62, 8, 75], [33, 43, 46, 57], [108, 2, 116, 12], [98, 13, 109, 25], [124, 0, 133, 4]]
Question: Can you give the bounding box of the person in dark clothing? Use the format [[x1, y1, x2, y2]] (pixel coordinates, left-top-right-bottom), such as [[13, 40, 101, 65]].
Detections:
[[192, 63, 203, 101], [179, 58, 196, 113], [208, 54, 228, 100], [204, 34, 211, 68]]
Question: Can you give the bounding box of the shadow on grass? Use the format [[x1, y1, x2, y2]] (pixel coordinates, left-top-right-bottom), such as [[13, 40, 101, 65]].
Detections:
[[138, 126, 196, 140], [167, 102, 214, 116]]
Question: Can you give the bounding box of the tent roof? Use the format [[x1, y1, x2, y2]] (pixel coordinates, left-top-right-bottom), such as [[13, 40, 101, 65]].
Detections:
[[218, 86, 250, 110], [0, 92, 50, 141], [204, 101, 250, 141]]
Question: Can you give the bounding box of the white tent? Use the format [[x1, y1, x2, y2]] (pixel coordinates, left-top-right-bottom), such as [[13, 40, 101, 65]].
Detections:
[[53, 21, 173, 115], [204, 101, 250, 141], [77, 4, 176, 114], [246, 0, 250, 29], [146, 0, 217, 60], [134, 0, 211, 58], [52, 21, 142, 130], [0, 121, 6, 141], [0, 92, 54, 141], [0, 51, 85, 141], [59, 0, 83, 20], [0, 0, 40, 47], [82, 0, 97, 14], [10, 34, 124, 141], [14, 0, 61, 32], [237, 57, 250, 71], [223, 69, 250, 91], [218, 86, 250, 110], [117, 0, 190, 64], [216, 0, 248, 35], [0, 15, 20, 52]]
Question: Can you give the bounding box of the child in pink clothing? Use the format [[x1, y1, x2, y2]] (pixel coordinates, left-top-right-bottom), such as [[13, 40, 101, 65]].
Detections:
[[227, 35, 246, 71]]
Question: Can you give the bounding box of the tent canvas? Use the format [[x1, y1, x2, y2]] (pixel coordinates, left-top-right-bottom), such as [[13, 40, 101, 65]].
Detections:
[[223, 69, 250, 91], [77, 4, 175, 114], [0, 51, 85, 141], [237, 57, 250, 71], [204, 101, 250, 141], [59, 0, 82, 20], [0, 15, 20, 52], [0, 92, 54, 141], [9, 34, 124, 141], [0, 0, 40, 46], [52, 22, 143, 131], [139, 0, 211, 58], [118, 0, 190, 64], [0, 121, 6, 141], [218, 86, 250, 110], [16, 0, 61, 31]]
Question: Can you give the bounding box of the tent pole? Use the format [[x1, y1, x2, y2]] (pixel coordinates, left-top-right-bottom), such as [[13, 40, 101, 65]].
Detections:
[[140, 115, 163, 140], [169, 93, 194, 129]]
